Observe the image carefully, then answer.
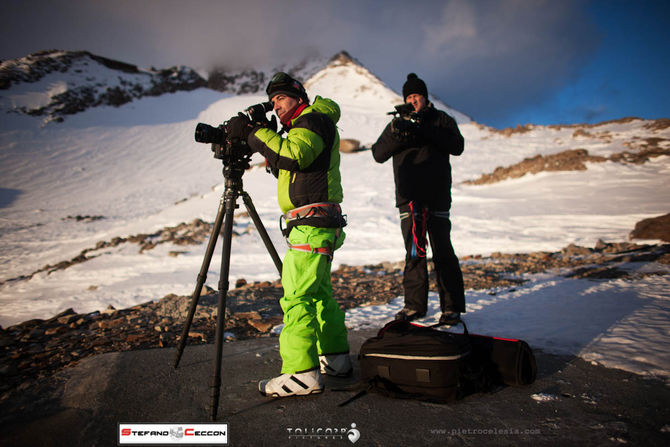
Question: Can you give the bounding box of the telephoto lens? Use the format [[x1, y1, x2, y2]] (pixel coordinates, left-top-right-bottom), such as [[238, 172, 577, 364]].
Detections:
[[194, 123, 226, 144]]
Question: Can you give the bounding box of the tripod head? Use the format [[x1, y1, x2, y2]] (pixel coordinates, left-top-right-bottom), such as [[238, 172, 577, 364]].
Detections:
[[212, 139, 252, 172]]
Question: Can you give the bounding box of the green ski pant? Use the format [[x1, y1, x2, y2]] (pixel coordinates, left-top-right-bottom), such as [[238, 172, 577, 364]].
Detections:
[[279, 225, 349, 374]]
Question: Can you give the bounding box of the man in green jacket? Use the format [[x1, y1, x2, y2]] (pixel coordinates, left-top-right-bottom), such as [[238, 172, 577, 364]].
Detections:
[[227, 73, 351, 397]]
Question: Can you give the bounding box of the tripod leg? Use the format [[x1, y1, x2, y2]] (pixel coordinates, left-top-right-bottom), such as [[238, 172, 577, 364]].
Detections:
[[242, 192, 283, 276], [173, 194, 226, 369], [209, 191, 237, 421]]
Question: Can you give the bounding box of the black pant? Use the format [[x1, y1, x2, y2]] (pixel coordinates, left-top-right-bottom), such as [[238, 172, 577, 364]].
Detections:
[[400, 204, 465, 314]]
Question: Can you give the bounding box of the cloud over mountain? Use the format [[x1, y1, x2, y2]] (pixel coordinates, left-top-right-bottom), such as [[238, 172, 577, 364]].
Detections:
[[3, 0, 600, 126]]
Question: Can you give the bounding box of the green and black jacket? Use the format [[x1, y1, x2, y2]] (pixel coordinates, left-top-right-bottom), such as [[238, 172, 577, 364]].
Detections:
[[248, 96, 343, 214]]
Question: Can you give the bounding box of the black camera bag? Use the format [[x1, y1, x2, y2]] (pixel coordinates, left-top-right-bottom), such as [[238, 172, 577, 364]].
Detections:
[[358, 320, 477, 402], [468, 334, 536, 386]]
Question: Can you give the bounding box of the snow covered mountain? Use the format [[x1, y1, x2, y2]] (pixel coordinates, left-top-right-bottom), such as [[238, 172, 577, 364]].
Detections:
[[206, 52, 330, 95], [0, 50, 471, 129], [0, 50, 207, 125], [305, 51, 471, 125], [0, 49, 669, 380]]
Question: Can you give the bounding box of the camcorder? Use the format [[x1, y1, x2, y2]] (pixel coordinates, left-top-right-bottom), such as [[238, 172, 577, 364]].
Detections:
[[194, 101, 276, 167], [388, 103, 422, 140]]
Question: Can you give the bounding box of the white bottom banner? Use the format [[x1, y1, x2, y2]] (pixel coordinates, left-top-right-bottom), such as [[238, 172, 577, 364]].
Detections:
[[118, 424, 228, 445]]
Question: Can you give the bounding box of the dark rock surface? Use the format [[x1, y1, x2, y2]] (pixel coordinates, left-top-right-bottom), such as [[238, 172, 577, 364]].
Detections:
[[1, 241, 667, 400], [630, 213, 670, 242], [0, 330, 668, 446]]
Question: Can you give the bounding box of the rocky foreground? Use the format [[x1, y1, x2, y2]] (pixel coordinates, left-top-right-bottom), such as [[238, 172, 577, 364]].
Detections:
[[1, 239, 668, 398]]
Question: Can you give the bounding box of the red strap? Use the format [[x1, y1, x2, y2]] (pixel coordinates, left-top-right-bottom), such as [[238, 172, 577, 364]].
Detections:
[[289, 243, 333, 259], [410, 201, 428, 258], [286, 202, 341, 220]]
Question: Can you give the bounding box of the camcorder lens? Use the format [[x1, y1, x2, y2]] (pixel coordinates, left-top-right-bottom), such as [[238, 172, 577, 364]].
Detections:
[[194, 123, 225, 144], [246, 101, 273, 122]]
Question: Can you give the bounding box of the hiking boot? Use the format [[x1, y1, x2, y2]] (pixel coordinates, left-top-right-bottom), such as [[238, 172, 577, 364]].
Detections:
[[395, 308, 426, 321], [439, 311, 461, 326], [258, 369, 324, 398], [319, 353, 353, 377]]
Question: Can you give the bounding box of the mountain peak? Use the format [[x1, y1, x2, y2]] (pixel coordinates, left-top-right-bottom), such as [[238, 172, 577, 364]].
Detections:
[[328, 51, 358, 66], [304, 51, 400, 106], [204, 51, 358, 95], [305, 52, 471, 123]]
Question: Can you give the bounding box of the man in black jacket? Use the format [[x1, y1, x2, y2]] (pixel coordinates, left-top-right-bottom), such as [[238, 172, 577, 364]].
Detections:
[[371, 73, 465, 325]]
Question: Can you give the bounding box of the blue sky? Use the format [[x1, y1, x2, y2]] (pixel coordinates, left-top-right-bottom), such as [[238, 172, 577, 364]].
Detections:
[[2, 0, 669, 128], [506, 1, 670, 127]]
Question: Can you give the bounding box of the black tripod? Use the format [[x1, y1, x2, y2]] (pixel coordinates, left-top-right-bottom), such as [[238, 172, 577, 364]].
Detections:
[[173, 161, 283, 421]]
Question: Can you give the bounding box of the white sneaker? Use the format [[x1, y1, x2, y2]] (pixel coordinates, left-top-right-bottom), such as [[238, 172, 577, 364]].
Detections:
[[258, 369, 324, 398], [319, 353, 353, 377]]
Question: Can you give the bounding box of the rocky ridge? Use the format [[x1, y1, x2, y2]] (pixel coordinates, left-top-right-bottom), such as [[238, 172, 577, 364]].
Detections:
[[1, 240, 668, 398], [0, 218, 216, 286], [0, 212, 267, 287], [1, 50, 373, 124], [0, 49, 207, 123], [465, 118, 670, 185]]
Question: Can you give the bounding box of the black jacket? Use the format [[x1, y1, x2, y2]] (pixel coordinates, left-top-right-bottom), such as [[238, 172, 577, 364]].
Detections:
[[371, 104, 464, 210]]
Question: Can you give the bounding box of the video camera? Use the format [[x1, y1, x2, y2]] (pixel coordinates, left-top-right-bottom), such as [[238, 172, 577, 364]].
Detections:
[[388, 103, 421, 140], [389, 103, 416, 118], [194, 101, 276, 167]]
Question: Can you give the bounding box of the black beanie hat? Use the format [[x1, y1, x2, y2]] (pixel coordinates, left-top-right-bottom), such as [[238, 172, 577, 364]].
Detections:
[[266, 72, 309, 103], [402, 73, 428, 100]]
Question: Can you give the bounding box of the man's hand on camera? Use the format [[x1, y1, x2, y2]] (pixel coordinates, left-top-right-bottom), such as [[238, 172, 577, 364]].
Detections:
[[255, 114, 278, 133], [227, 113, 253, 141], [391, 117, 419, 142]]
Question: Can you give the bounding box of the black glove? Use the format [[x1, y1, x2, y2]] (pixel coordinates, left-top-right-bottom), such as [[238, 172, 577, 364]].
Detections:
[[227, 113, 253, 141], [254, 114, 278, 133], [391, 116, 419, 142]]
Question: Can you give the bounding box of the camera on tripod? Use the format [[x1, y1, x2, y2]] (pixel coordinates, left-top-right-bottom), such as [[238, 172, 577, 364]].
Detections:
[[388, 103, 422, 140], [194, 101, 276, 167], [178, 104, 284, 422]]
